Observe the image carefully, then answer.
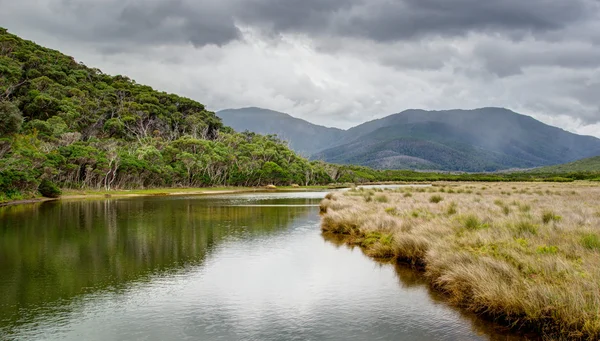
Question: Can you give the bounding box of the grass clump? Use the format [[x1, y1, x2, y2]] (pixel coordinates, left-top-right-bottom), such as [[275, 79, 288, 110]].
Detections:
[[384, 207, 397, 216], [374, 194, 389, 203], [513, 220, 538, 235], [536, 245, 559, 254], [541, 210, 562, 224], [581, 234, 600, 250], [462, 214, 488, 230], [446, 202, 458, 216], [403, 192, 413, 198], [429, 195, 443, 204]]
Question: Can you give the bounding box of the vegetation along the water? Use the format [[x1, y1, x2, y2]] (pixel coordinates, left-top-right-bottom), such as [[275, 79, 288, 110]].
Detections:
[[321, 182, 600, 339], [3, 28, 599, 204]]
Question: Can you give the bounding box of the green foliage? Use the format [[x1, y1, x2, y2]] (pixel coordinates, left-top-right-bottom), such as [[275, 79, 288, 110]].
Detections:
[[463, 215, 486, 230], [534, 156, 600, 173], [0, 28, 340, 198], [384, 207, 397, 215], [38, 179, 61, 198], [446, 202, 457, 215], [374, 194, 388, 203], [0, 101, 23, 136], [514, 220, 539, 235], [541, 210, 562, 224], [1, 27, 599, 201], [536, 245, 559, 255], [429, 194, 443, 203], [581, 234, 600, 250]]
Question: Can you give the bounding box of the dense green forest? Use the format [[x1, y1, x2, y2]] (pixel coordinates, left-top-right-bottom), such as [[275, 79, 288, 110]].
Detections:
[[0, 28, 352, 200], [0, 28, 598, 202]]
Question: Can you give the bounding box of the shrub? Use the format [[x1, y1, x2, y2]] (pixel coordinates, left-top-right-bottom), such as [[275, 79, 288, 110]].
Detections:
[[429, 195, 443, 203], [0, 101, 23, 136], [403, 192, 413, 198], [38, 179, 61, 198]]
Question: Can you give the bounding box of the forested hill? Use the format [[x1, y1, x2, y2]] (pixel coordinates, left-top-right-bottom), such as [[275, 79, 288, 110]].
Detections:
[[532, 156, 600, 173], [0, 28, 343, 200]]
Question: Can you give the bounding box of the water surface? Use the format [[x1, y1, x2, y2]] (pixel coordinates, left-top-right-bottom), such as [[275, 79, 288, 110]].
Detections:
[[0, 192, 528, 340]]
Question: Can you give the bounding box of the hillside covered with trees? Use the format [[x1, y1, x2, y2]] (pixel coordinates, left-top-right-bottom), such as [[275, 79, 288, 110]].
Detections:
[[2, 28, 599, 202], [0, 28, 350, 201]]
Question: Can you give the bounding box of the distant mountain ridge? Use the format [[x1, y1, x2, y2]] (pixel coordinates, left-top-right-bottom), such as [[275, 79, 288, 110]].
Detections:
[[217, 107, 344, 156], [218, 107, 600, 172]]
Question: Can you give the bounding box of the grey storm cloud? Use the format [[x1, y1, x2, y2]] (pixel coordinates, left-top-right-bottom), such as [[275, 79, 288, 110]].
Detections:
[[1, 0, 600, 133], [3, 0, 598, 47]]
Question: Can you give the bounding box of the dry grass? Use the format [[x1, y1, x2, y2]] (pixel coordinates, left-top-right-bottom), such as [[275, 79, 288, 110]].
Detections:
[[321, 182, 600, 340]]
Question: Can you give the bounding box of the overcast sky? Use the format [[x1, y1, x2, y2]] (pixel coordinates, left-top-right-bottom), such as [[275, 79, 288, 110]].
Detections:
[[1, 0, 600, 136]]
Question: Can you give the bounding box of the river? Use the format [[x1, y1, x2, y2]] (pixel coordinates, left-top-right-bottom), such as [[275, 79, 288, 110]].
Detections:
[[0, 191, 530, 340]]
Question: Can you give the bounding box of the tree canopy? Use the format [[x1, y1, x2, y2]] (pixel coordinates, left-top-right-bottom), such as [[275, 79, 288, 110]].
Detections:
[[0, 28, 341, 199]]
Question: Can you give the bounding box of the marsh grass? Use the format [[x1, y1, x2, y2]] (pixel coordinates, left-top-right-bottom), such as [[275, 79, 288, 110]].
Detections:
[[429, 195, 443, 203], [446, 202, 458, 216], [320, 182, 600, 339], [374, 194, 389, 203], [581, 233, 600, 250], [542, 210, 562, 224]]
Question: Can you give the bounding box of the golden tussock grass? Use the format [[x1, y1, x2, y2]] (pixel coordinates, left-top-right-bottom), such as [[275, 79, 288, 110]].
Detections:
[[320, 182, 600, 340]]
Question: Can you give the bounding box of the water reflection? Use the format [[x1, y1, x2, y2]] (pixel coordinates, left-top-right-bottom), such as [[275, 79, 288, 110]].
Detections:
[[0, 193, 533, 340], [0, 195, 315, 337], [322, 233, 538, 341]]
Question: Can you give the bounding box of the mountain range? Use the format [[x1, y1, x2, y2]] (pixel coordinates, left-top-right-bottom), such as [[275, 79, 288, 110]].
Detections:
[[218, 107, 600, 172]]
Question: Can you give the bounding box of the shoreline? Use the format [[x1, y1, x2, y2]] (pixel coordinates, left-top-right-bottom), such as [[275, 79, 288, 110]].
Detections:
[[0, 185, 339, 208], [320, 182, 600, 339]]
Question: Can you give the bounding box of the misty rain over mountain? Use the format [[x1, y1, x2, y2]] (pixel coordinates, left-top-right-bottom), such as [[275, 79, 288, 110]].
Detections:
[[220, 107, 600, 172]]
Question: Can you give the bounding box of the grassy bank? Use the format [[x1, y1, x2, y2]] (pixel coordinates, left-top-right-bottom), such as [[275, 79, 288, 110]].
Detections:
[[320, 182, 600, 339], [0, 185, 338, 207]]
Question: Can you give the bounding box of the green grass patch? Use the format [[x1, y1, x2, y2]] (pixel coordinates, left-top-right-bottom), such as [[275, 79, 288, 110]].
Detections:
[[429, 195, 443, 203], [446, 202, 458, 216], [514, 220, 539, 235], [581, 234, 600, 250], [374, 194, 389, 203], [463, 215, 487, 230], [542, 210, 562, 224], [537, 245, 559, 254]]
